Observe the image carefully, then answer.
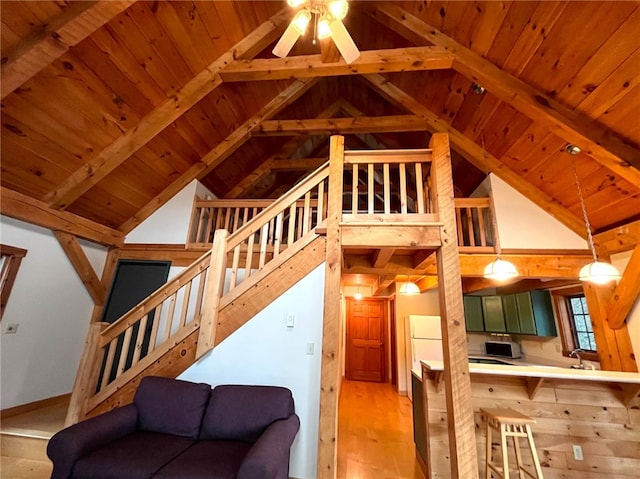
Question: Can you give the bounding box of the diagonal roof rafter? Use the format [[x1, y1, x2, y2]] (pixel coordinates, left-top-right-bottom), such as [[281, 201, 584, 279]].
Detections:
[[369, 3, 640, 185], [43, 8, 292, 211]]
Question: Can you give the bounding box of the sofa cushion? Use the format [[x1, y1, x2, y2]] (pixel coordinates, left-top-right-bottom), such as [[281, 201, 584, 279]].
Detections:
[[133, 376, 211, 439], [153, 440, 253, 479], [201, 385, 295, 442], [71, 431, 194, 479]]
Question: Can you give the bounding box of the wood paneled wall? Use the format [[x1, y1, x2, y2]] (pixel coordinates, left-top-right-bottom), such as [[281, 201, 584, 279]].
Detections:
[[421, 372, 640, 478]]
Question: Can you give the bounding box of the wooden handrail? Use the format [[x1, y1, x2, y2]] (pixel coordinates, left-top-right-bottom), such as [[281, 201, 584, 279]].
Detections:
[[90, 161, 330, 399], [454, 197, 495, 250]]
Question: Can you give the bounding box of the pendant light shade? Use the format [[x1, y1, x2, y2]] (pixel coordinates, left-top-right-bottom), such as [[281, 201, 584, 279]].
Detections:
[[483, 258, 519, 282], [578, 261, 621, 285], [399, 281, 420, 295]]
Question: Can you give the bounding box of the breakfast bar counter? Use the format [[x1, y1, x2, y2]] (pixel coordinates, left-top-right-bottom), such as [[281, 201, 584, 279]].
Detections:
[[411, 361, 640, 478]]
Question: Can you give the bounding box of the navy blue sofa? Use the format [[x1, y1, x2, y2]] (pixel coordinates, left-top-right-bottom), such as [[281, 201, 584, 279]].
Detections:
[[47, 376, 300, 479]]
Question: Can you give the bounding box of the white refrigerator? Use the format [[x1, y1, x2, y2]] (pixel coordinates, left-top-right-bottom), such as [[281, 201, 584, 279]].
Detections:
[[407, 315, 443, 400]]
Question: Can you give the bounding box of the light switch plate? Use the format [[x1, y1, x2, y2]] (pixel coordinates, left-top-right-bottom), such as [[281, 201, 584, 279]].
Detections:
[[286, 312, 296, 328]]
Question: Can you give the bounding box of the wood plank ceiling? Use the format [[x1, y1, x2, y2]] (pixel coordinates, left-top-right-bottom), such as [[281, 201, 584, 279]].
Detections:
[[1, 1, 639, 243]]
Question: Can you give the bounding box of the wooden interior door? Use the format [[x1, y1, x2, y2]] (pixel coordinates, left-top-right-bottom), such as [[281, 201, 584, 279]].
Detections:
[[346, 298, 386, 382]]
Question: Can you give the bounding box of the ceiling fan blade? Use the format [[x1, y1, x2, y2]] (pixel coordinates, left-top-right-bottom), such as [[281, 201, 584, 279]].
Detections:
[[272, 22, 301, 58], [329, 19, 360, 64]]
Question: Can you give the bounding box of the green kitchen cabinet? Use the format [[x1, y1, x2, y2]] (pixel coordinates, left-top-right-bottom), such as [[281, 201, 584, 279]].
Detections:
[[502, 291, 557, 336], [463, 295, 484, 332], [502, 294, 521, 333], [482, 295, 506, 332], [529, 290, 557, 337]]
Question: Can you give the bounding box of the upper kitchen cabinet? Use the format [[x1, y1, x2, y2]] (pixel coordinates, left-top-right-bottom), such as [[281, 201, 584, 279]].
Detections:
[[481, 296, 507, 333], [502, 291, 557, 337], [463, 295, 484, 332], [465, 291, 558, 337]]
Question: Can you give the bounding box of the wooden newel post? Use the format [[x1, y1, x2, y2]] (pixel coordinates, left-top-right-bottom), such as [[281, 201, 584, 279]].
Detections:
[[317, 135, 345, 479], [195, 229, 229, 359], [65, 322, 109, 426], [430, 133, 479, 478]]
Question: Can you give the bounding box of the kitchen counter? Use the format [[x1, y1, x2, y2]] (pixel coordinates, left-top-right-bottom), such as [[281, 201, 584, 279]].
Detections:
[[411, 360, 640, 478], [420, 359, 640, 383]]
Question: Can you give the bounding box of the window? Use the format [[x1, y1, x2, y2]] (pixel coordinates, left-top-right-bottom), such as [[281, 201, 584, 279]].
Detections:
[[552, 287, 599, 362], [0, 244, 27, 319], [567, 295, 596, 351]]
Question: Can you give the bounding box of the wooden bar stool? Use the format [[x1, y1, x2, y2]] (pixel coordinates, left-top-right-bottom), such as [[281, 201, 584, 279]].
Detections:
[[481, 408, 544, 479]]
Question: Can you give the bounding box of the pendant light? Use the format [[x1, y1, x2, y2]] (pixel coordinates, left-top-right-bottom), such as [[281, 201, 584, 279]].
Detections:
[[354, 284, 363, 300], [567, 145, 621, 284], [481, 136, 518, 281], [399, 279, 420, 295]]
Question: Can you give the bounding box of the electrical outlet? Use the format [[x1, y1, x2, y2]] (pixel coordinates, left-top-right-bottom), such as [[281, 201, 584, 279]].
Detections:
[[286, 312, 296, 328], [572, 444, 583, 461], [4, 323, 19, 334]]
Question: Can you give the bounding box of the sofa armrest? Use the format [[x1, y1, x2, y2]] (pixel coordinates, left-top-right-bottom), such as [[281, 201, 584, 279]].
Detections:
[[47, 404, 138, 479], [237, 414, 300, 479]]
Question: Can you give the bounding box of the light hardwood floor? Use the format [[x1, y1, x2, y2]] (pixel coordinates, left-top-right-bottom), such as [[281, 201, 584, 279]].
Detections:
[[337, 379, 425, 479]]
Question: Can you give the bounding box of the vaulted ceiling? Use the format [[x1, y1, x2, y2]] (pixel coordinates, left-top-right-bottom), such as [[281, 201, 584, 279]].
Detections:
[[2, 1, 639, 245]]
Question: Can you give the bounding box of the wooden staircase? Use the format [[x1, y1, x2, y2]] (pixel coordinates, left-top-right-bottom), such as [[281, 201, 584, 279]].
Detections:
[[67, 163, 330, 424]]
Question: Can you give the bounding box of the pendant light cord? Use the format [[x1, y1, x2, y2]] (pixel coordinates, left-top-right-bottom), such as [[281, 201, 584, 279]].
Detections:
[[570, 156, 598, 262]]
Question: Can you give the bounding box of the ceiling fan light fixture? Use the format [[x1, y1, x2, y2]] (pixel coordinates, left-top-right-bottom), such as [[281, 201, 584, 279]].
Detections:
[[272, 22, 302, 58], [291, 9, 312, 35], [328, 18, 360, 64], [287, 0, 307, 8], [317, 15, 332, 39], [327, 0, 349, 20]]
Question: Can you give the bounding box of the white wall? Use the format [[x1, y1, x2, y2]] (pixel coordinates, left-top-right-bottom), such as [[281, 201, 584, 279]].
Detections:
[[125, 180, 210, 244], [487, 175, 588, 250], [179, 265, 325, 479], [0, 216, 108, 408]]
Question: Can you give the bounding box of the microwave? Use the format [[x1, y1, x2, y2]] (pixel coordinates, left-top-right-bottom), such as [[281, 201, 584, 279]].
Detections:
[[485, 341, 521, 359]]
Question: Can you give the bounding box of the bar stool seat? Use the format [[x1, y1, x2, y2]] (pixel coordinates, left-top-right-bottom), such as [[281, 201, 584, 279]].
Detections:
[[481, 407, 544, 479]]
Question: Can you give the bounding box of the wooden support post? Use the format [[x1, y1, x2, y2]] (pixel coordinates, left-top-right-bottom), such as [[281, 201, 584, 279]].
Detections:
[[430, 133, 479, 478], [195, 229, 229, 359], [64, 322, 109, 426], [583, 281, 638, 372], [607, 244, 640, 329], [65, 247, 120, 425], [317, 135, 345, 479]]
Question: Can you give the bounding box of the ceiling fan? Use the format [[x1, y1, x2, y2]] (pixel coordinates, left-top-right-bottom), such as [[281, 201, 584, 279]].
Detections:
[[272, 0, 360, 64]]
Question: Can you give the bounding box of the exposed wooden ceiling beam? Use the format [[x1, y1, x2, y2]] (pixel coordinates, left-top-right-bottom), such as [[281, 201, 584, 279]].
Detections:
[[54, 231, 107, 305], [224, 100, 343, 199], [594, 219, 640, 254], [219, 46, 454, 81], [271, 158, 327, 171], [1, 1, 134, 99], [256, 115, 428, 136], [371, 3, 640, 185], [0, 187, 123, 246], [606, 244, 640, 329], [361, 73, 586, 236], [372, 248, 396, 268], [43, 8, 291, 210], [343, 252, 592, 278], [120, 78, 318, 234]]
